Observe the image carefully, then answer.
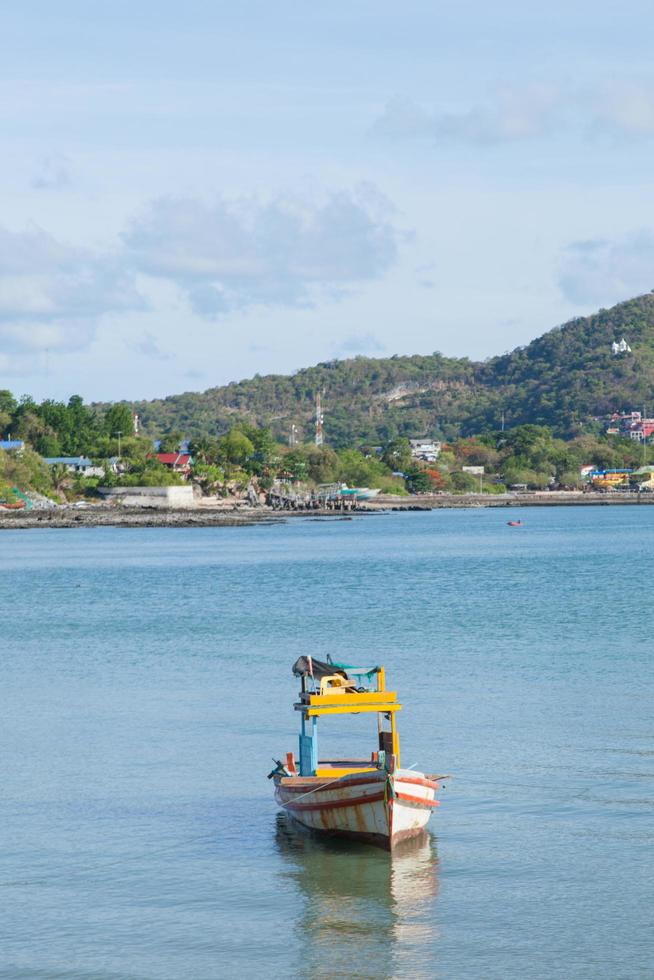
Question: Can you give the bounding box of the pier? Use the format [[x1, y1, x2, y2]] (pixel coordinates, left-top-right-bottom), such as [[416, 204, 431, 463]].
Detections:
[[267, 483, 359, 512]]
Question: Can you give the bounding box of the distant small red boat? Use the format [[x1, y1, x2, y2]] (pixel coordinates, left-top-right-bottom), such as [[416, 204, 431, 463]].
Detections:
[[507, 520, 523, 526]]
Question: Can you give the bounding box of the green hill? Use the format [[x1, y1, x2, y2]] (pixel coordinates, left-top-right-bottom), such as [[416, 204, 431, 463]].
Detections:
[[124, 293, 654, 446]]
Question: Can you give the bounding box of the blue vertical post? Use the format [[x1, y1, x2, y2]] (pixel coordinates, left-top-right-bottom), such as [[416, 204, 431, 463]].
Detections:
[[311, 716, 318, 772], [299, 713, 318, 776]]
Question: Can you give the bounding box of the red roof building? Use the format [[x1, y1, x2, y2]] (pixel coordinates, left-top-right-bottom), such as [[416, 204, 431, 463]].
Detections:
[[627, 421, 654, 442], [155, 452, 193, 476]]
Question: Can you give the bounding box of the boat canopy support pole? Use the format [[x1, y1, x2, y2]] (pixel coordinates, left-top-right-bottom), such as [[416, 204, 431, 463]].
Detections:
[[299, 714, 318, 776]]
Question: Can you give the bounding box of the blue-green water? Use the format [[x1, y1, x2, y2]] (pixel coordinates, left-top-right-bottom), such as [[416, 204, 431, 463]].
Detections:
[[1, 508, 652, 979]]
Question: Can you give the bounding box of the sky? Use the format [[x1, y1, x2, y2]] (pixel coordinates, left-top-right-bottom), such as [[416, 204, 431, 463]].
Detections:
[[3, 0, 654, 402]]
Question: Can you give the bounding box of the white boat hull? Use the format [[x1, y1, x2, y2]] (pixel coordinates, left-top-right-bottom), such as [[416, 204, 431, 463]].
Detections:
[[274, 768, 438, 849]]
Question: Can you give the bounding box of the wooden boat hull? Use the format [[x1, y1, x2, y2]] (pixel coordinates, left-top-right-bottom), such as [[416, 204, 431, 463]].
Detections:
[[274, 768, 438, 849]]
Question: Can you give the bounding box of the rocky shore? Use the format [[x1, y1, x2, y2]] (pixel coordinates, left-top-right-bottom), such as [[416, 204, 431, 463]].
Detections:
[[0, 504, 280, 530]]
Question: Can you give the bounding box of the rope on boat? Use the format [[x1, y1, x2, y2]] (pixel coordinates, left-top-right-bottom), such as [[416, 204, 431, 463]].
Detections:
[[279, 771, 361, 806]]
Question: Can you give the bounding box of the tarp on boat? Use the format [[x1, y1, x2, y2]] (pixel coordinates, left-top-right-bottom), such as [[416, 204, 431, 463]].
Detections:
[[292, 656, 347, 681], [292, 657, 381, 681]]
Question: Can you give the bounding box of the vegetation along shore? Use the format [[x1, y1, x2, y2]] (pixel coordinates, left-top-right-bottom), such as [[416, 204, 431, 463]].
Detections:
[[4, 294, 654, 522]]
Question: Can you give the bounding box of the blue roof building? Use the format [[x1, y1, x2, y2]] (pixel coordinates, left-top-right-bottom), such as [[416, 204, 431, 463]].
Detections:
[[0, 440, 24, 451], [43, 456, 96, 472]]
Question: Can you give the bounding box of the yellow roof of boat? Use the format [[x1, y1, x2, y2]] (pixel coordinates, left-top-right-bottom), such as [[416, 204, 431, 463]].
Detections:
[[294, 665, 401, 717]]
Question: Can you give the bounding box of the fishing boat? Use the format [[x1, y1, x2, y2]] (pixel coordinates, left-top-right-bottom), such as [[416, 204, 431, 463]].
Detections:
[[340, 486, 382, 501], [0, 487, 30, 511], [507, 520, 523, 527], [269, 657, 445, 849], [318, 484, 382, 501]]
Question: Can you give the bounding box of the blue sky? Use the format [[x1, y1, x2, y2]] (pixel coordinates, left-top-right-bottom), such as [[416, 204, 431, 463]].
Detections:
[[2, 1, 654, 401]]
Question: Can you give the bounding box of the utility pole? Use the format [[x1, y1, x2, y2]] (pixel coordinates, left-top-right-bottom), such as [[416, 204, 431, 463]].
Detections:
[[289, 424, 298, 447], [315, 393, 324, 447]]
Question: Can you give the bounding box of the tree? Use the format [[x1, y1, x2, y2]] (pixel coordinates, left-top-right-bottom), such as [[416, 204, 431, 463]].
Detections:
[[158, 430, 182, 453], [0, 446, 54, 495], [188, 436, 219, 464], [453, 437, 499, 470], [404, 465, 433, 494], [34, 434, 62, 457], [381, 437, 412, 471], [14, 410, 48, 446], [117, 459, 184, 487], [0, 390, 17, 417], [451, 471, 479, 492], [336, 449, 390, 488], [216, 429, 255, 468], [282, 448, 309, 481], [50, 463, 72, 496], [192, 462, 226, 492], [0, 410, 13, 437], [104, 404, 134, 440], [305, 445, 339, 483]]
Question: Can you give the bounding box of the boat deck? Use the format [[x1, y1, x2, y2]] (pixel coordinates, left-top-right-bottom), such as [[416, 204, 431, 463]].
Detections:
[[286, 758, 378, 779]]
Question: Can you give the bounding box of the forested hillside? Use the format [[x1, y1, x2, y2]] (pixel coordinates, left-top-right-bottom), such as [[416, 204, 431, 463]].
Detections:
[[111, 294, 654, 446]]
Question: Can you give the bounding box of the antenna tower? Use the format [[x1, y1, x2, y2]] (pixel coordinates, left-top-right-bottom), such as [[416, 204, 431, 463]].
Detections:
[[315, 393, 324, 447]]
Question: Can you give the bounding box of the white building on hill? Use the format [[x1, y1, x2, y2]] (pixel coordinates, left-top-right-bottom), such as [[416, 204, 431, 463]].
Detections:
[[409, 439, 441, 462]]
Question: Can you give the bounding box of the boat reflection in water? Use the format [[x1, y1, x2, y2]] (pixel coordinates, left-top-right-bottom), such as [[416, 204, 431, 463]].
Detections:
[[275, 812, 440, 978]]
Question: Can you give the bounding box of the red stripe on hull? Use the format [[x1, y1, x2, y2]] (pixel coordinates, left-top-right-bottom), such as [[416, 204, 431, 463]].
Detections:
[[394, 791, 439, 808], [279, 774, 439, 794]]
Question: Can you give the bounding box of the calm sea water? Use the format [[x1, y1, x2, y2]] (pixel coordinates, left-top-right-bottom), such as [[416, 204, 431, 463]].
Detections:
[[0, 507, 652, 979]]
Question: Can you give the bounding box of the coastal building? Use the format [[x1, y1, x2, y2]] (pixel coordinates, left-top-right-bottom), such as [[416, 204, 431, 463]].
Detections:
[[627, 419, 654, 442], [604, 411, 654, 441], [633, 465, 654, 489], [409, 439, 441, 462], [155, 452, 193, 478], [590, 469, 632, 488], [43, 456, 106, 476]]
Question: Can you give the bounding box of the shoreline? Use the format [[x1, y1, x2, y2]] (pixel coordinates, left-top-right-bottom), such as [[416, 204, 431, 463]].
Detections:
[[367, 490, 654, 510], [1, 490, 654, 530]]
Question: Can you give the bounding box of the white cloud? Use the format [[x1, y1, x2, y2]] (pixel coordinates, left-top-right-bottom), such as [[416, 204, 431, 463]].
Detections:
[[371, 87, 562, 145], [558, 232, 654, 305], [0, 184, 403, 372], [372, 80, 654, 146], [122, 185, 401, 316], [0, 225, 145, 355]]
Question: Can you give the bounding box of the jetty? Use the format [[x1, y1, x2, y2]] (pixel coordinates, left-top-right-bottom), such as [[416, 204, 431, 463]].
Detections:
[[267, 483, 359, 512]]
